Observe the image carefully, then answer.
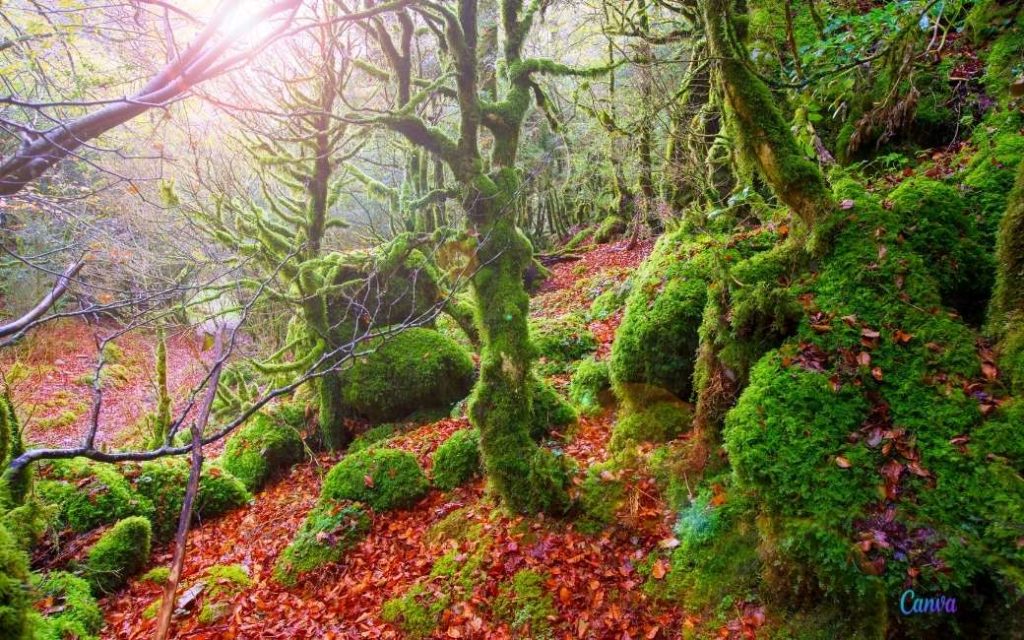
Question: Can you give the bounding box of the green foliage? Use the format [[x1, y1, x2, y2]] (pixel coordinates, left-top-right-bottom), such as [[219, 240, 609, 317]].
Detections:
[[31, 571, 103, 640], [36, 460, 154, 534], [888, 177, 993, 321], [991, 161, 1024, 339], [529, 314, 597, 375], [493, 570, 556, 638], [139, 566, 170, 585], [347, 423, 404, 454], [321, 448, 428, 511], [83, 516, 152, 594], [274, 500, 370, 586], [197, 564, 251, 624], [221, 413, 305, 491], [592, 215, 626, 243], [576, 462, 624, 535], [567, 357, 610, 415], [341, 329, 476, 423], [610, 400, 691, 452], [963, 113, 1024, 238], [0, 524, 31, 640], [0, 395, 29, 506], [127, 459, 251, 541], [587, 280, 632, 320], [431, 428, 482, 490]]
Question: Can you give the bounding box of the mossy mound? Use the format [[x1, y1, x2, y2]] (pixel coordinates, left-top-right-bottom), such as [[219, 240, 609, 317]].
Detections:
[[347, 423, 405, 454], [963, 113, 1024, 239], [431, 428, 482, 490], [0, 524, 30, 640], [381, 583, 450, 639], [36, 460, 154, 534], [610, 228, 777, 407], [528, 377, 577, 440], [493, 570, 556, 638], [587, 279, 632, 320], [593, 215, 627, 243], [83, 516, 152, 594], [712, 180, 1024, 636], [197, 564, 250, 624], [887, 177, 994, 322], [610, 399, 691, 452], [127, 459, 251, 541], [567, 357, 611, 415], [341, 329, 476, 423], [321, 448, 428, 511], [221, 413, 305, 491], [273, 500, 369, 586], [576, 462, 625, 535], [529, 314, 597, 375], [31, 571, 103, 640]]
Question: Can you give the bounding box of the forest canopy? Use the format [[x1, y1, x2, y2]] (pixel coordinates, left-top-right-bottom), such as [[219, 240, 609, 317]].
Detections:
[[0, 0, 1022, 638]]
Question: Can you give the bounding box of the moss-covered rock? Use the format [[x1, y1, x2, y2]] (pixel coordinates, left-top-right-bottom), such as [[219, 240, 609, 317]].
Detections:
[[888, 177, 994, 322], [567, 357, 611, 415], [196, 564, 250, 624], [493, 570, 556, 638], [0, 524, 30, 640], [127, 459, 251, 542], [321, 448, 428, 511], [31, 571, 103, 640], [273, 500, 369, 586], [341, 329, 476, 423], [431, 429, 482, 491], [381, 583, 450, 639], [528, 377, 577, 440], [529, 314, 597, 375], [610, 399, 691, 452], [593, 215, 627, 243], [83, 516, 152, 594], [36, 460, 154, 534], [221, 413, 305, 491], [576, 462, 625, 535], [963, 113, 1024, 239], [347, 423, 404, 454]]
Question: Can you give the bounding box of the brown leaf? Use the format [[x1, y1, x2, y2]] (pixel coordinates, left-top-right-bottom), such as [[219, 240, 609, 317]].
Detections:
[[857, 352, 871, 367], [835, 456, 852, 469], [871, 367, 884, 381], [651, 559, 669, 580], [840, 199, 856, 210], [363, 474, 375, 488], [981, 362, 998, 381]]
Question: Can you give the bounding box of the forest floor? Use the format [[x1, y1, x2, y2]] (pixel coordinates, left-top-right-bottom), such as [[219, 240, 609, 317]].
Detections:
[[15, 237, 721, 639]]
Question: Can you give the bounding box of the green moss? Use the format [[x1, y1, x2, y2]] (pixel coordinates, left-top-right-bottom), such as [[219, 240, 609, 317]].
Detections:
[[567, 357, 611, 416], [347, 423, 404, 454], [127, 459, 250, 542], [341, 329, 476, 423], [964, 118, 1024, 240], [431, 429, 482, 491], [529, 314, 597, 375], [381, 583, 450, 639], [576, 462, 625, 534], [593, 215, 626, 243], [0, 524, 31, 640], [610, 400, 691, 452], [321, 448, 428, 511], [273, 500, 370, 586], [528, 377, 577, 440], [36, 459, 154, 534], [493, 570, 556, 638], [197, 564, 251, 624], [31, 571, 103, 640], [139, 566, 170, 585], [221, 413, 305, 491], [83, 516, 152, 594], [991, 161, 1024, 336], [888, 177, 994, 321], [587, 280, 632, 320]]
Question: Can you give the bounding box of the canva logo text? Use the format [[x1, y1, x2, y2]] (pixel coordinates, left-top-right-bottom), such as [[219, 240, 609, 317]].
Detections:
[[899, 589, 957, 615]]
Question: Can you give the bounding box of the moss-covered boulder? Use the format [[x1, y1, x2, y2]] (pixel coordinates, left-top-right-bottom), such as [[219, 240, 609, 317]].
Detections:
[[36, 460, 154, 534], [712, 180, 1024, 636], [0, 524, 30, 640], [493, 570, 556, 637], [221, 413, 305, 491], [341, 329, 476, 423], [593, 215, 627, 243], [127, 459, 251, 541], [567, 357, 611, 415], [431, 429, 482, 491], [273, 500, 370, 586], [31, 571, 103, 640], [530, 314, 597, 375], [888, 177, 993, 320], [83, 516, 152, 594], [321, 448, 428, 511], [610, 399, 691, 452]]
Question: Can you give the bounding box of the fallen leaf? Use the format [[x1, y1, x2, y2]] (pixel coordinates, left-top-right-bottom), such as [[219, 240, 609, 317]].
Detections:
[[835, 456, 852, 469]]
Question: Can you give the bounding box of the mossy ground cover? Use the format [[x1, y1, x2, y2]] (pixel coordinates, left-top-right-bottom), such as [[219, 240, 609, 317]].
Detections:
[[221, 412, 305, 491]]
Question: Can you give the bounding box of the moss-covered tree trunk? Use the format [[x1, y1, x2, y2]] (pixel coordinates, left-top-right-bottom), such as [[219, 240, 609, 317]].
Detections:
[[992, 160, 1024, 328]]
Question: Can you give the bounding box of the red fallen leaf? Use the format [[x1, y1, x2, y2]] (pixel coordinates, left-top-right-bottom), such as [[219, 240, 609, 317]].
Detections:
[[861, 327, 881, 340], [877, 245, 888, 261], [893, 329, 913, 344], [949, 435, 970, 446], [559, 585, 571, 604], [840, 199, 855, 210], [835, 456, 852, 469], [842, 314, 859, 327], [651, 559, 669, 580], [447, 627, 462, 638], [881, 459, 904, 485], [658, 537, 680, 549], [871, 367, 884, 381], [857, 352, 871, 367], [363, 474, 375, 488], [811, 323, 832, 333], [981, 362, 998, 381]]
